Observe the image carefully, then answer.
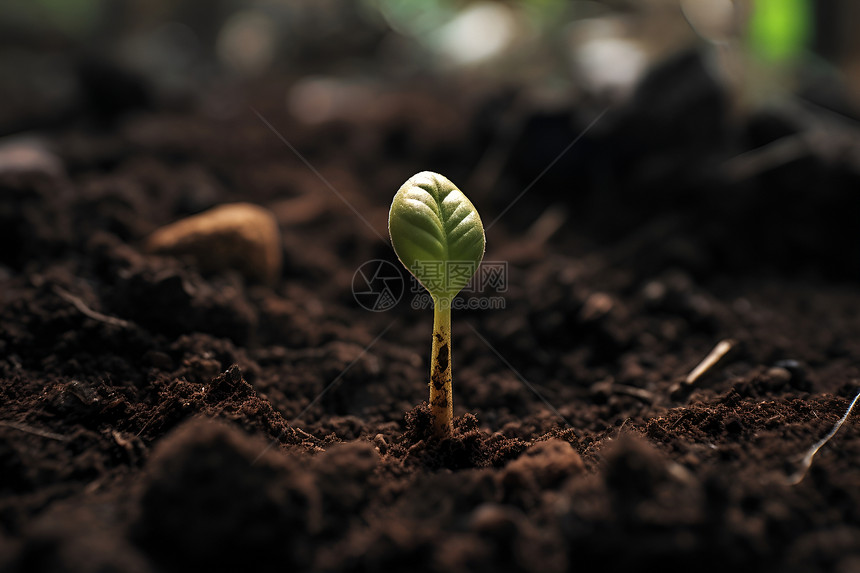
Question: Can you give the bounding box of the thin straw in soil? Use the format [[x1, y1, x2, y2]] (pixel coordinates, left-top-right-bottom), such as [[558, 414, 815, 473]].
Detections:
[[786, 388, 860, 485]]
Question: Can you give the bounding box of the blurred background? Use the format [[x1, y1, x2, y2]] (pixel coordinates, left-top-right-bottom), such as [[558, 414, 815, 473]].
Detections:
[[3, 0, 860, 122], [2, 0, 860, 278]]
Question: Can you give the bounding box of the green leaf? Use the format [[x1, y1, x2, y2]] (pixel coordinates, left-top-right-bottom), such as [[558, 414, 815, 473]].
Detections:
[[389, 171, 485, 299]]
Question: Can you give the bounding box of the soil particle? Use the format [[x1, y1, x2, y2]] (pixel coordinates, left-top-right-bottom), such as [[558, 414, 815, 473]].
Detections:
[[437, 343, 449, 374], [603, 433, 672, 509], [403, 404, 528, 470], [312, 441, 380, 535], [10, 502, 154, 573], [500, 438, 584, 490], [132, 418, 320, 572]]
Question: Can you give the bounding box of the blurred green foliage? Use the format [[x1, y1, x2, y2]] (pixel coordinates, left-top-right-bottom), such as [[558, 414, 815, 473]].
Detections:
[[4, 0, 102, 38], [747, 0, 811, 63]]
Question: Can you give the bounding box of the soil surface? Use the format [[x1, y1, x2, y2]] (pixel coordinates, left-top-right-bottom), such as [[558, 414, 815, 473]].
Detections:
[[2, 51, 860, 573]]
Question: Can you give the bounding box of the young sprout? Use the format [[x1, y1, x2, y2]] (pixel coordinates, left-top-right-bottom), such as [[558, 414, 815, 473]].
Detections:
[[389, 171, 485, 437]]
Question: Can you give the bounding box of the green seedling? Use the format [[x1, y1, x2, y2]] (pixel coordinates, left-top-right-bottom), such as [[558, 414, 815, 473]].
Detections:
[[389, 171, 485, 437]]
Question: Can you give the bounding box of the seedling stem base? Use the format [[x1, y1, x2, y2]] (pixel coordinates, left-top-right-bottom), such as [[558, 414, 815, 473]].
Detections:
[[430, 297, 453, 437]]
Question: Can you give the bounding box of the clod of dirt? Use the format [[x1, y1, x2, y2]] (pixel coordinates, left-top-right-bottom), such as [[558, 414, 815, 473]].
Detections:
[[45, 380, 102, 422], [145, 202, 282, 284], [501, 439, 584, 490], [312, 442, 380, 534], [10, 504, 154, 573], [602, 433, 671, 517], [132, 418, 319, 572], [403, 404, 529, 470], [463, 504, 566, 573]]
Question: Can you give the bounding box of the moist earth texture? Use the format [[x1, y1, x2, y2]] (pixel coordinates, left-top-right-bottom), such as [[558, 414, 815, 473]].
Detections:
[[1, 53, 860, 573]]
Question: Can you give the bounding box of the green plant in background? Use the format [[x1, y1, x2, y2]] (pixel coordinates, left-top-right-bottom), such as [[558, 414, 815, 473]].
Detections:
[[389, 172, 485, 437], [747, 0, 811, 64], [5, 0, 102, 38]]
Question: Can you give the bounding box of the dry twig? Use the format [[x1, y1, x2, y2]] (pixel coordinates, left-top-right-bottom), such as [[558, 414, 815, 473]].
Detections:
[[0, 420, 70, 441], [54, 286, 132, 329], [786, 388, 860, 486], [686, 339, 737, 385], [670, 339, 737, 397]]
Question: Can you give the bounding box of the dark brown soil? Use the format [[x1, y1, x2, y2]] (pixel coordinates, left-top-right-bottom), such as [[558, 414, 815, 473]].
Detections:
[[2, 52, 860, 573]]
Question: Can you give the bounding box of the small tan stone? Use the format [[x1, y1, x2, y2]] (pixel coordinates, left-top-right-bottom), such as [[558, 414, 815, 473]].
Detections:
[[0, 139, 64, 179], [146, 202, 281, 284]]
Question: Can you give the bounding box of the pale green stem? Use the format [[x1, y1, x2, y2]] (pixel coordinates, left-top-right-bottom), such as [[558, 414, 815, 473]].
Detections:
[[430, 296, 453, 437]]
